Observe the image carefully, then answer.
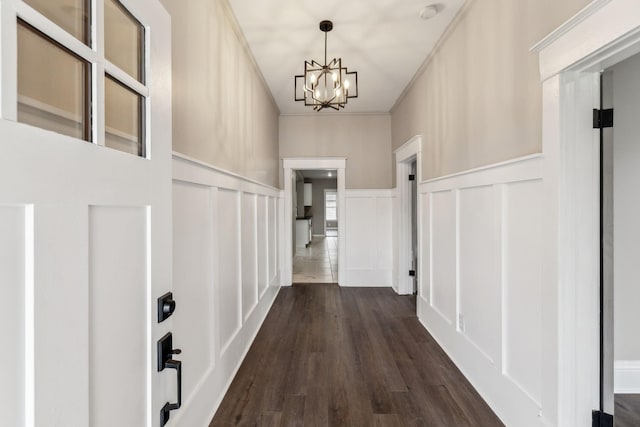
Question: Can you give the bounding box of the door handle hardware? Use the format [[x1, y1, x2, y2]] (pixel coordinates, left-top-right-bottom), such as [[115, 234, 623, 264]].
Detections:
[[160, 359, 181, 426], [157, 292, 176, 322], [158, 332, 182, 426]]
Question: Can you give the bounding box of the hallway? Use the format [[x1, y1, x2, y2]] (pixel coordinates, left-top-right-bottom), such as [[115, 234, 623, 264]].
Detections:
[[292, 234, 338, 283], [210, 285, 503, 426]]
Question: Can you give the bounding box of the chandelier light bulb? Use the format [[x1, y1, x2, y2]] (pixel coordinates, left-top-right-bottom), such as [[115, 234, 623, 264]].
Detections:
[[332, 72, 338, 81], [336, 88, 342, 96], [344, 80, 350, 89]]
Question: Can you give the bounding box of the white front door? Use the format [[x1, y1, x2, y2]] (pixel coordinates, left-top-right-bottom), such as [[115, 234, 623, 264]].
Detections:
[[0, 1, 174, 426]]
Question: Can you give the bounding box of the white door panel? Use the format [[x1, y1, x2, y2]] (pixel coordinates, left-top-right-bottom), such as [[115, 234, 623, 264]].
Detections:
[[89, 206, 148, 427], [0, 0, 173, 425], [0, 205, 27, 427]]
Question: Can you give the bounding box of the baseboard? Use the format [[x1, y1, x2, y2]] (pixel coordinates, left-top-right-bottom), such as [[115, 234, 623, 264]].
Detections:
[[615, 360, 640, 393], [343, 269, 392, 287]]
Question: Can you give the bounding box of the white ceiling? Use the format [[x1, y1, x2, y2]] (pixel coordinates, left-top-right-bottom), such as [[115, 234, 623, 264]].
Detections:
[[227, 0, 465, 115]]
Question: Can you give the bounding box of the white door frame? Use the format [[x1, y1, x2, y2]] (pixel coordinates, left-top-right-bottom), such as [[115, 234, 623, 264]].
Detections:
[[533, 0, 640, 425], [282, 158, 346, 286], [394, 135, 422, 295]]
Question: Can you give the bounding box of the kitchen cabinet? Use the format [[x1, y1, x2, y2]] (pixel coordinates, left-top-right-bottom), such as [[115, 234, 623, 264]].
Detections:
[[303, 183, 312, 206], [295, 218, 312, 247]]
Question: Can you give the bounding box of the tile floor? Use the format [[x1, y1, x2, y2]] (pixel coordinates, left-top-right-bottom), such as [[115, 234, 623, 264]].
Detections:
[[292, 231, 338, 283]]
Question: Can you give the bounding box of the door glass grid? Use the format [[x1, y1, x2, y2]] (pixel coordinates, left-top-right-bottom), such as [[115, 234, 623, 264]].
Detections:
[[15, 0, 148, 157], [17, 19, 91, 141], [105, 0, 145, 83], [24, 0, 91, 45], [105, 74, 144, 156]]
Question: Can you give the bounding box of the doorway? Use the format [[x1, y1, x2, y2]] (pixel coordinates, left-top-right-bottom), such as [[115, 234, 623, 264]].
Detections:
[[282, 158, 346, 286], [291, 169, 338, 283], [394, 135, 422, 296], [600, 52, 640, 427]]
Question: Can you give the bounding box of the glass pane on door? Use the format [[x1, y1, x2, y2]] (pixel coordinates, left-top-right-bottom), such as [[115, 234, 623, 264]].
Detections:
[[105, 75, 144, 156], [105, 0, 144, 82], [24, 0, 90, 45], [17, 20, 91, 141]]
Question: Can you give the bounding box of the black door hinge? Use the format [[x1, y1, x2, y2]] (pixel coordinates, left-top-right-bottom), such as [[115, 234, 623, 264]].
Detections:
[[408, 174, 415, 181], [592, 410, 613, 427], [593, 108, 614, 129], [409, 270, 416, 277]]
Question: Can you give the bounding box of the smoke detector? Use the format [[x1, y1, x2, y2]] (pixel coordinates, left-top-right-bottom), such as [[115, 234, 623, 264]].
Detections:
[[420, 5, 439, 20]]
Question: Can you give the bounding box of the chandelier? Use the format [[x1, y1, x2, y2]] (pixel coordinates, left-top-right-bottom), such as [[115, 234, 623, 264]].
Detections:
[[294, 20, 358, 111]]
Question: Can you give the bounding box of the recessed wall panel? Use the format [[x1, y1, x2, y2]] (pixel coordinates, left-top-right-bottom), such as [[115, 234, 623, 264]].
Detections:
[[459, 186, 500, 364], [376, 197, 393, 269], [89, 206, 146, 427], [268, 197, 277, 284], [504, 180, 543, 403], [241, 193, 258, 319], [218, 190, 241, 351], [345, 197, 376, 269], [0, 206, 26, 427], [431, 191, 456, 323], [257, 196, 268, 296], [420, 194, 431, 300], [172, 182, 214, 400]]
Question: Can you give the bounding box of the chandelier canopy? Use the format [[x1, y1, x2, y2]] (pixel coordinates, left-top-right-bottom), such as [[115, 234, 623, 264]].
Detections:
[[294, 20, 358, 111]]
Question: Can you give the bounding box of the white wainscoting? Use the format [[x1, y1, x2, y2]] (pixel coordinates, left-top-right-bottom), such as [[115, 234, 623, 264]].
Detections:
[[343, 189, 393, 287], [170, 153, 282, 426], [417, 155, 549, 426], [615, 361, 640, 393]]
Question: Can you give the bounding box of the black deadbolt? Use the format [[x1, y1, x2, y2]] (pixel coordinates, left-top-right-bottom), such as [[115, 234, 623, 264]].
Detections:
[[157, 292, 176, 323]]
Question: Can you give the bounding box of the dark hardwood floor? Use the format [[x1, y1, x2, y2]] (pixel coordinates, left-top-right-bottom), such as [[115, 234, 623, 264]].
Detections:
[[615, 394, 640, 427], [210, 284, 503, 426]]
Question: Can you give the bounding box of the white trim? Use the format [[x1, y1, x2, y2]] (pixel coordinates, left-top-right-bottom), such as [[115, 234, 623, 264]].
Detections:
[[394, 135, 422, 295], [614, 361, 640, 393], [530, 0, 612, 52], [218, 0, 279, 113], [390, 0, 478, 114], [1, 0, 18, 121], [393, 134, 423, 162], [533, 0, 640, 82], [422, 154, 542, 184], [535, 1, 640, 424], [282, 158, 346, 286], [173, 152, 281, 194]]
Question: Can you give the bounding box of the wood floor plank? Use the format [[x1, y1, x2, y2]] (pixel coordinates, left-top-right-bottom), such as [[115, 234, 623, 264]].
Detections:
[[615, 394, 640, 427], [209, 285, 503, 426]]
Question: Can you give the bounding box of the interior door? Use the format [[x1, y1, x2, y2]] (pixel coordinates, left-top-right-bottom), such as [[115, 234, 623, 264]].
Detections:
[[410, 159, 418, 294], [0, 1, 175, 426]]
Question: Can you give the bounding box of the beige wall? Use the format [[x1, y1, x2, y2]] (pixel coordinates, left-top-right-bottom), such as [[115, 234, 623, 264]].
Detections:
[[279, 114, 392, 189], [161, 0, 280, 187], [391, 0, 591, 181]]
